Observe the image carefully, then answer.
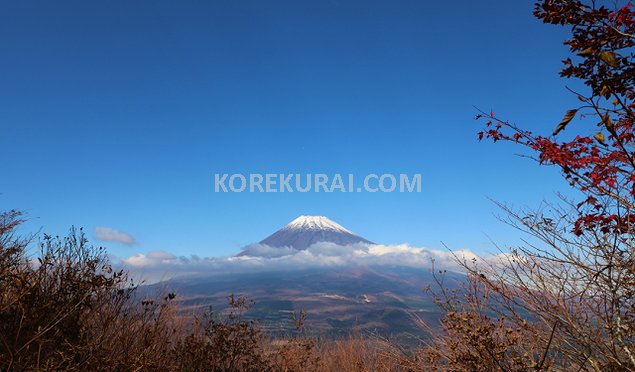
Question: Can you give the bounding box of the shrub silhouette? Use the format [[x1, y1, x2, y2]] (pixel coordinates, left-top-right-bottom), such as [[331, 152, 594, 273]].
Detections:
[[172, 294, 274, 371], [0, 211, 328, 371], [0, 210, 425, 371], [1, 211, 124, 369]]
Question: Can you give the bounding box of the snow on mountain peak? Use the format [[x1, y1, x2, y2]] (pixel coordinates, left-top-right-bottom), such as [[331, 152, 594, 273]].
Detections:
[[243, 215, 373, 252], [284, 215, 354, 234]]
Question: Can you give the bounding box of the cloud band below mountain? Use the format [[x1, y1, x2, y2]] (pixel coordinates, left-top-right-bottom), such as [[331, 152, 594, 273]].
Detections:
[[119, 242, 478, 282]]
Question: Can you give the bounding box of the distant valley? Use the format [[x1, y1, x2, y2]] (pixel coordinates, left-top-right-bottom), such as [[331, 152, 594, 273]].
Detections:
[[149, 216, 463, 344]]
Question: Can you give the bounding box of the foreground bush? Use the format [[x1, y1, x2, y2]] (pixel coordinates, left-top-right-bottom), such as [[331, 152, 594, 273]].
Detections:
[[0, 210, 180, 370], [0, 211, 355, 371]]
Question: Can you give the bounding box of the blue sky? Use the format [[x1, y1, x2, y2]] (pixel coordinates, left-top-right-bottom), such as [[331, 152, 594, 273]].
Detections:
[[1, 1, 580, 261]]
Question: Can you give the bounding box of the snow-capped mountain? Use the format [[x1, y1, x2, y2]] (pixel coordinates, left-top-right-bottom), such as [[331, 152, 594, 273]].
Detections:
[[151, 215, 463, 344], [257, 215, 373, 250]]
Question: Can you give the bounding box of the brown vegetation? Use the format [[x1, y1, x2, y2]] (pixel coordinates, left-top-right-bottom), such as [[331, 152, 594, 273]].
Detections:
[[449, 0, 635, 370], [3, 1, 634, 370], [0, 210, 419, 371], [7, 202, 631, 371]]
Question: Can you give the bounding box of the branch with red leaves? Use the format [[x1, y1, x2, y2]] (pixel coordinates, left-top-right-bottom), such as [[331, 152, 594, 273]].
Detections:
[[478, 1, 635, 239]]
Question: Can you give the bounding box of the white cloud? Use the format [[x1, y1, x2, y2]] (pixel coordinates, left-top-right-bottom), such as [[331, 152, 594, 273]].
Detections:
[[123, 250, 175, 267], [118, 242, 482, 282], [95, 226, 137, 245]]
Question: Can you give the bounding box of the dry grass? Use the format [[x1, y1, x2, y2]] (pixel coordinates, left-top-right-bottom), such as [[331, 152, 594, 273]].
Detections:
[[3, 208, 634, 371], [0, 210, 417, 371]]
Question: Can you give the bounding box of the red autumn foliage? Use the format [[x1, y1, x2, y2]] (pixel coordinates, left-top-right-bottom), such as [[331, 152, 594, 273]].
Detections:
[[478, 1, 635, 239], [455, 1, 635, 370]]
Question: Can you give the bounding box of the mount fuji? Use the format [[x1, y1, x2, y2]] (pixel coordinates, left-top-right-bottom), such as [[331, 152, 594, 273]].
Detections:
[[151, 215, 462, 344], [239, 215, 372, 256]]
